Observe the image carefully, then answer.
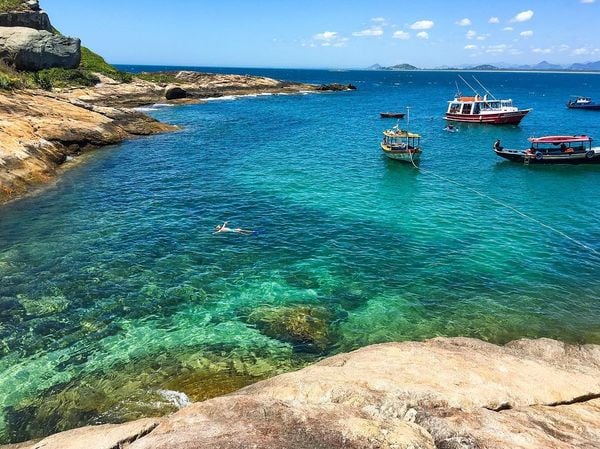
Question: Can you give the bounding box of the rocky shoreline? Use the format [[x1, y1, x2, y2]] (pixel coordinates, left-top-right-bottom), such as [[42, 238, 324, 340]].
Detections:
[[0, 73, 353, 204], [3, 337, 599, 449]]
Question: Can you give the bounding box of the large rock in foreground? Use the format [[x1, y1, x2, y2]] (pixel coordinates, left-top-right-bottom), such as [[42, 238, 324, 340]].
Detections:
[[10, 338, 600, 449], [0, 26, 80, 70]]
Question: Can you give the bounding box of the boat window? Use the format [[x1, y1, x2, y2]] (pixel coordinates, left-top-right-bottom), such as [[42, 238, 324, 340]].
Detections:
[[501, 100, 512, 107], [461, 103, 472, 114], [473, 103, 480, 114], [449, 103, 460, 113]]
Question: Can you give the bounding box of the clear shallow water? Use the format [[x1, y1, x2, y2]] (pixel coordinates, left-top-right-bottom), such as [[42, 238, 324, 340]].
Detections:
[[1, 69, 599, 442]]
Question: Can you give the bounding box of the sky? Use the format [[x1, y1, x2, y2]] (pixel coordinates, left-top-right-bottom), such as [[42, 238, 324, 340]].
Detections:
[[44, 0, 600, 69]]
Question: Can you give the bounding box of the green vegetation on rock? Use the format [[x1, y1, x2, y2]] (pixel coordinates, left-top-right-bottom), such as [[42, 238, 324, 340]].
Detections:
[[79, 46, 132, 83], [0, 0, 24, 13], [136, 72, 180, 84], [0, 46, 133, 90]]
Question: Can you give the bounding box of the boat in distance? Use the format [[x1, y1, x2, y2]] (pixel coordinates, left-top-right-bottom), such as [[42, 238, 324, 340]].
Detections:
[[380, 112, 405, 118], [493, 135, 600, 164], [381, 125, 422, 162], [445, 75, 531, 125], [566, 96, 600, 110]]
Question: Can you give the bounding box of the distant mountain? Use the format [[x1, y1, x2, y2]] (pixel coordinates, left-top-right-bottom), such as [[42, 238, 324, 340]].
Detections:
[[379, 63, 419, 71], [569, 60, 600, 71], [469, 64, 499, 70], [533, 60, 564, 70], [367, 60, 600, 72]]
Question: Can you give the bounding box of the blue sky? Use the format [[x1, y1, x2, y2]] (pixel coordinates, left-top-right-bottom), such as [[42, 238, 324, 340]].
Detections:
[[44, 0, 600, 68]]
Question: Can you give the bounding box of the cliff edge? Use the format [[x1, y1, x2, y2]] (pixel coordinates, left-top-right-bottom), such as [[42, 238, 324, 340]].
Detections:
[[5, 337, 600, 449]]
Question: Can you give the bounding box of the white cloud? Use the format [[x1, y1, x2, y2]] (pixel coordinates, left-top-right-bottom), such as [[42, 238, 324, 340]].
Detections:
[[314, 31, 338, 41], [410, 20, 434, 30], [466, 30, 477, 39], [488, 17, 500, 24], [312, 31, 348, 47], [503, 26, 514, 31], [416, 31, 429, 39], [520, 30, 534, 38], [464, 44, 478, 50], [573, 47, 590, 55], [485, 44, 509, 54], [511, 10, 534, 22], [392, 30, 410, 40], [476, 34, 490, 41], [533, 48, 552, 54], [558, 44, 570, 52], [371, 17, 387, 23], [456, 18, 471, 26], [352, 27, 384, 37], [581, 0, 595, 3]]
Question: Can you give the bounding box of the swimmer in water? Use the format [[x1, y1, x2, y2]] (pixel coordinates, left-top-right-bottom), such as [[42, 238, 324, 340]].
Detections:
[[214, 221, 254, 235]]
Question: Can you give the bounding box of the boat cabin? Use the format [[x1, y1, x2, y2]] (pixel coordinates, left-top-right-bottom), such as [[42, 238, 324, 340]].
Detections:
[[570, 96, 592, 105], [528, 135, 592, 155], [382, 129, 421, 150], [447, 95, 517, 115]]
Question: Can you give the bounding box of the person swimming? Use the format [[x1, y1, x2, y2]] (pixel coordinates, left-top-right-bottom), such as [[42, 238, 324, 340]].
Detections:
[[214, 221, 254, 235]]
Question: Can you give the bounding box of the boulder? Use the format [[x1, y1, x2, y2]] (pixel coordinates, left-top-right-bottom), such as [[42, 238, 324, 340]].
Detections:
[[0, 10, 51, 31], [164, 85, 187, 100], [0, 26, 81, 71]]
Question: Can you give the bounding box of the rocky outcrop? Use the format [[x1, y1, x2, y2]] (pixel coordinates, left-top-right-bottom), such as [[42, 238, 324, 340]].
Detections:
[[0, 90, 175, 202], [63, 71, 320, 108], [0, 26, 80, 70], [0, 69, 352, 203], [0, 0, 52, 31], [316, 83, 357, 91], [9, 338, 600, 449]]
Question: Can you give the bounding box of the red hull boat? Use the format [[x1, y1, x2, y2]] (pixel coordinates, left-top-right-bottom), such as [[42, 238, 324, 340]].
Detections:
[[444, 76, 531, 125], [445, 108, 530, 124]]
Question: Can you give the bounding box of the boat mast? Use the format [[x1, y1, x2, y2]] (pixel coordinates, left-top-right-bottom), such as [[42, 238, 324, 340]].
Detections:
[[458, 74, 481, 97], [472, 76, 496, 100], [406, 106, 410, 146]]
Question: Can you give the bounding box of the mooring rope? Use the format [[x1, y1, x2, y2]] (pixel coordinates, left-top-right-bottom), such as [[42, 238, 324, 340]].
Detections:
[[407, 149, 599, 256]]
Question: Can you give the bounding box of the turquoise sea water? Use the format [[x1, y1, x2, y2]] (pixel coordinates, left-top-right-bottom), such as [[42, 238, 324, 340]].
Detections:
[[1, 68, 599, 442]]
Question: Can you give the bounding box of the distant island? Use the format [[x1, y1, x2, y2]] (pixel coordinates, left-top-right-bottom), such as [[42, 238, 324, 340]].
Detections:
[[369, 60, 600, 72]]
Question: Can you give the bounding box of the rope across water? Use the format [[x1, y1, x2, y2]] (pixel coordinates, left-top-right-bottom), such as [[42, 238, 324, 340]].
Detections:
[[407, 149, 599, 256]]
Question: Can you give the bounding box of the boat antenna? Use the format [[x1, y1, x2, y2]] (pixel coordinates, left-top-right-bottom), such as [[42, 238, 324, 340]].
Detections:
[[472, 76, 496, 100], [458, 74, 481, 97], [454, 80, 462, 97]]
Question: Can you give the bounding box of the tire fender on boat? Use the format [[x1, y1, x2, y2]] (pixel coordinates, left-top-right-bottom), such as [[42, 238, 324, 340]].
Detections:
[[586, 150, 595, 159], [535, 151, 543, 161]]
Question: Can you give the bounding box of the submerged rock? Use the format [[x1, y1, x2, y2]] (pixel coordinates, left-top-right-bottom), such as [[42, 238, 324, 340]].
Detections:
[[246, 305, 333, 351], [0, 26, 80, 70]]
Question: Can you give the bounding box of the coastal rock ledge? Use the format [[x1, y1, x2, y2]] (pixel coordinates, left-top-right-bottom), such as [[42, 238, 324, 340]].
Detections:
[[5, 337, 600, 449]]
